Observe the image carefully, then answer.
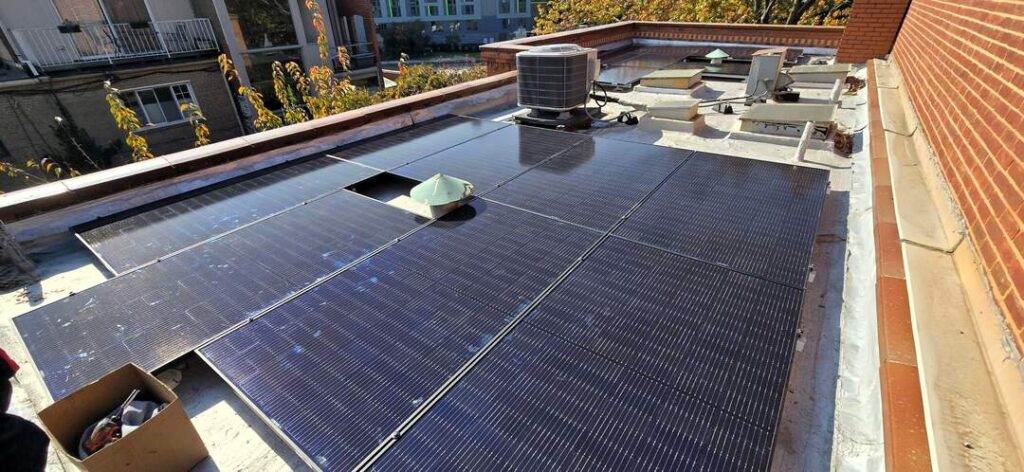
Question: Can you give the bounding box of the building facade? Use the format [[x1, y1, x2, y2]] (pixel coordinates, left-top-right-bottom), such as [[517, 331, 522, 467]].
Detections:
[[372, 0, 535, 50], [0, 0, 381, 191]]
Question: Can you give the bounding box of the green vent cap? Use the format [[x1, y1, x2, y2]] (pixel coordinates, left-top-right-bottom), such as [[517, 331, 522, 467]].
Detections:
[[410, 173, 474, 206]]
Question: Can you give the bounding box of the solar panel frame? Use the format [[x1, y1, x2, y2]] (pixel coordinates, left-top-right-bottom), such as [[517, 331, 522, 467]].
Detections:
[[327, 115, 509, 171], [199, 199, 602, 471], [77, 157, 380, 274], [16, 190, 422, 399]]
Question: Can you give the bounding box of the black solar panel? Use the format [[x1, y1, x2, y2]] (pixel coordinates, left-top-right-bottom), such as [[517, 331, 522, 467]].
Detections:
[[525, 237, 803, 431], [201, 268, 508, 472], [484, 137, 692, 231], [15, 191, 420, 399], [373, 324, 773, 471], [78, 158, 379, 273], [370, 199, 600, 314], [614, 152, 829, 287], [200, 200, 599, 470], [328, 116, 508, 170], [392, 125, 584, 193]]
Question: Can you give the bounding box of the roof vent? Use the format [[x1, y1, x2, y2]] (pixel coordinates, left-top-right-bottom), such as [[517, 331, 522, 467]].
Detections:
[[387, 173, 474, 219], [705, 49, 730, 65]]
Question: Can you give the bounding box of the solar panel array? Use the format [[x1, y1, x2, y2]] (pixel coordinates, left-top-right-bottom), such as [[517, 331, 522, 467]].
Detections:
[[200, 200, 601, 470], [78, 158, 379, 273], [373, 324, 773, 471], [16, 190, 421, 398], [375, 238, 803, 471], [15, 115, 829, 470]]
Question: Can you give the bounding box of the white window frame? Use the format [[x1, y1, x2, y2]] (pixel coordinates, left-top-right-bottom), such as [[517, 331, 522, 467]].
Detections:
[[120, 81, 197, 129]]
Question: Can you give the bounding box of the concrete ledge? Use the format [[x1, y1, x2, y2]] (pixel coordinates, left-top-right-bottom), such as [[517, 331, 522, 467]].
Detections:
[[873, 58, 1024, 469], [904, 244, 1023, 470], [875, 60, 901, 89], [866, 60, 933, 471], [0, 72, 518, 225], [880, 57, 1024, 464], [878, 87, 919, 136], [885, 131, 962, 252]]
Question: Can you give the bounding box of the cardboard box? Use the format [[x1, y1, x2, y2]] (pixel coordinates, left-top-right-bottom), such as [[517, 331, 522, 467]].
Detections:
[[37, 364, 208, 472]]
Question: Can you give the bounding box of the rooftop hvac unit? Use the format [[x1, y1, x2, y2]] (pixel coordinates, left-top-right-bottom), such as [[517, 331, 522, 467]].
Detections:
[[516, 44, 599, 114]]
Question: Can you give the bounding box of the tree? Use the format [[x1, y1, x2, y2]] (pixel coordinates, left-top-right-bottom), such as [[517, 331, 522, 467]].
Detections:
[[381, 21, 432, 59], [533, 0, 851, 33]]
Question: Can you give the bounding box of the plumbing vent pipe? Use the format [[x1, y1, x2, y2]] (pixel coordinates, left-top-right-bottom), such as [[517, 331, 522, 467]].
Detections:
[[794, 121, 815, 162]]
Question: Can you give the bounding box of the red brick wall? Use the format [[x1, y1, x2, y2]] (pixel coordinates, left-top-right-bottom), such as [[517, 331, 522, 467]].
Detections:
[[892, 1, 1024, 352], [482, 22, 844, 75], [837, 0, 912, 63]]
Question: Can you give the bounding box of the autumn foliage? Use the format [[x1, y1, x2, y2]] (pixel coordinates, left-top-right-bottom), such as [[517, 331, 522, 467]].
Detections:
[[534, 0, 852, 34]]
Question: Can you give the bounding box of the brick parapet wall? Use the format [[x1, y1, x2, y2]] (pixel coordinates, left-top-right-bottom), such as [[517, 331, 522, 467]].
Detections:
[[891, 0, 1024, 352], [837, 0, 913, 63], [481, 22, 844, 75]]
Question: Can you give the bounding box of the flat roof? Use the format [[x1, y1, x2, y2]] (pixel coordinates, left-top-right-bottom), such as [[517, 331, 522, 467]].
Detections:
[[14, 113, 828, 470]]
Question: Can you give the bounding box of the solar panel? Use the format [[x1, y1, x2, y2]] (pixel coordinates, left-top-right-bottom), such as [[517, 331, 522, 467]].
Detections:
[[200, 200, 600, 470], [392, 126, 584, 193], [15, 190, 420, 399], [485, 137, 692, 231], [373, 324, 773, 471], [368, 199, 600, 314], [328, 116, 508, 170], [525, 237, 803, 431], [78, 158, 379, 274], [614, 152, 829, 287]]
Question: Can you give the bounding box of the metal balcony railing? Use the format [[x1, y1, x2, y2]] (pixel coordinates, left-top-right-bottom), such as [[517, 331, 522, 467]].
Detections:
[[340, 41, 377, 70], [12, 18, 219, 71]]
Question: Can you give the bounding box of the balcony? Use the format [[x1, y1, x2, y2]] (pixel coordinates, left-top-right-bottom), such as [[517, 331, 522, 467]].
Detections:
[[11, 18, 219, 72], [345, 41, 377, 70]]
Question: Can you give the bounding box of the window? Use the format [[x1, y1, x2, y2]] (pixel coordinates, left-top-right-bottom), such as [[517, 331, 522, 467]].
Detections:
[[460, 1, 474, 15], [445, 0, 456, 15], [499, 0, 510, 14], [387, 0, 402, 17], [516, 0, 528, 13], [467, 20, 479, 31], [122, 83, 196, 127], [407, 0, 420, 16], [502, 18, 511, 29], [425, 0, 440, 16], [224, 0, 298, 49]]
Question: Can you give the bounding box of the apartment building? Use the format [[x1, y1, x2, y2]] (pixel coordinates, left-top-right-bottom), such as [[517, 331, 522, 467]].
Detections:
[[0, 0, 380, 190], [373, 0, 535, 49]]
